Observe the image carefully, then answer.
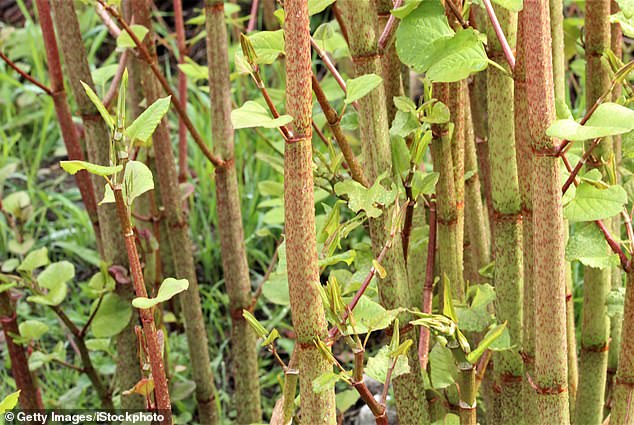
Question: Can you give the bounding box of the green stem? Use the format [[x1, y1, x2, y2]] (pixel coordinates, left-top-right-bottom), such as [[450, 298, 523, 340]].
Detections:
[[338, 1, 429, 422], [205, 1, 262, 422], [486, 7, 524, 424], [612, 270, 634, 424]]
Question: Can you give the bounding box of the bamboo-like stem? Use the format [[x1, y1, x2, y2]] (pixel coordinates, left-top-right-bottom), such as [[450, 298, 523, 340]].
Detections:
[[520, 2, 570, 422], [419, 199, 436, 371], [284, 1, 337, 422], [48, 0, 143, 406], [612, 269, 634, 424], [464, 93, 490, 284], [131, 2, 219, 422], [34, 0, 101, 251], [205, 1, 262, 422], [113, 187, 171, 423], [0, 292, 43, 410], [576, 2, 612, 423], [311, 74, 369, 187], [486, 7, 524, 423], [338, 1, 429, 422], [375, 0, 404, 123], [376, 0, 403, 52], [97, 0, 225, 168], [608, 0, 624, 407], [174, 0, 189, 183]]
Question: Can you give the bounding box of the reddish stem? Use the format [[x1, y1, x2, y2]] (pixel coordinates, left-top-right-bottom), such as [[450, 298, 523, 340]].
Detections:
[[247, 0, 260, 32], [173, 0, 190, 183], [482, 0, 515, 70], [0, 50, 53, 95], [35, 0, 101, 244], [419, 199, 436, 371], [377, 0, 404, 52], [561, 137, 601, 195]]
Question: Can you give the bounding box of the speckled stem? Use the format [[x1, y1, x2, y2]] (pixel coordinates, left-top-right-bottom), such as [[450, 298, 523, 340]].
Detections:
[[576, 1, 612, 423], [612, 271, 634, 424], [49, 0, 143, 407], [132, 2, 219, 423], [0, 292, 43, 410], [487, 8, 524, 424], [204, 1, 262, 423], [375, 0, 404, 123], [339, 1, 430, 422], [431, 84, 464, 302], [284, 1, 337, 423], [608, 0, 624, 402], [514, 13, 537, 422], [521, 2, 570, 422], [463, 93, 490, 284]]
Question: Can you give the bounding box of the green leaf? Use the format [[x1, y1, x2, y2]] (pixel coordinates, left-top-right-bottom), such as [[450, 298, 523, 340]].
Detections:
[[341, 296, 401, 335], [547, 103, 634, 141], [2, 191, 31, 218], [365, 345, 410, 384], [412, 171, 439, 199], [0, 283, 16, 294], [396, 0, 453, 73], [466, 322, 507, 364], [116, 24, 149, 49], [60, 160, 122, 177], [80, 81, 115, 128], [487, 326, 513, 351], [132, 278, 189, 309], [392, 0, 424, 19], [231, 101, 293, 129], [566, 223, 619, 269], [492, 0, 523, 12], [455, 284, 496, 332], [422, 101, 450, 124], [101, 160, 155, 207], [0, 391, 20, 413], [312, 372, 342, 393], [617, 0, 634, 16], [442, 274, 457, 322], [424, 29, 488, 82], [85, 339, 111, 352], [27, 261, 74, 306], [564, 182, 627, 222], [242, 30, 285, 65], [126, 96, 172, 145], [177, 62, 208, 81], [17, 247, 49, 273], [334, 172, 397, 218], [336, 389, 360, 413], [431, 413, 460, 425], [91, 293, 133, 338], [390, 111, 420, 138], [243, 310, 269, 339], [308, 0, 335, 15], [429, 344, 458, 388], [10, 320, 49, 344], [2, 259, 19, 273], [344, 74, 383, 104], [391, 135, 411, 179], [262, 243, 290, 305], [394, 96, 417, 112]]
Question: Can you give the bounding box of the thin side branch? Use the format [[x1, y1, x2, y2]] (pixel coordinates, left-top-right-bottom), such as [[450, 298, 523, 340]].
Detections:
[[482, 0, 515, 70], [377, 0, 404, 52], [0, 50, 53, 95], [561, 137, 601, 195]]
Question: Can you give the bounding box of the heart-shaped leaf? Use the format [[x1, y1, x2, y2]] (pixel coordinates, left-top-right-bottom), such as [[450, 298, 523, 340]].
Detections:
[[132, 278, 189, 309]]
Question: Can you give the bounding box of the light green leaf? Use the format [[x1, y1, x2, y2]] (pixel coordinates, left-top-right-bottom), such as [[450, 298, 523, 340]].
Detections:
[[0, 391, 20, 413], [393, 96, 417, 112], [2, 191, 31, 218], [126, 96, 172, 145], [564, 182, 627, 222], [429, 344, 458, 388], [617, 0, 634, 17], [132, 278, 189, 309], [262, 243, 289, 305], [566, 223, 619, 269], [80, 81, 115, 128], [412, 171, 439, 199], [231, 101, 293, 129], [178, 62, 208, 81], [10, 320, 49, 344], [365, 345, 410, 384], [312, 372, 342, 393], [85, 338, 111, 352], [341, 296, 401, 335], [390, 111, 420, 138], [431, 413, 460, 425], [422, 101, 450, 124], [547, 103, 634, 141], [60, 160, 122, 177], [344, 74, 383, 104], [17, 247, 49, 273], [101, 160, 155, 207], [0, 283, 16, 294], [319, 250, 356, 268], [243, 310, 269, 339], [37, 261, 74, 289], [1, 259, 19, 273], [242, 30, 285, 64], [336, 389, 360, 413], [492, 0, 523, 12], [308, 0, 335, 15], [27, 282, 68, 306], [91, 293, 133, 338], [116, 24, 149, 49], [334, 172, 397, 218], [425, 29, 488, 82], [396, 0, 453, 73], [392, 0, 424, 19], [466, 322, 507, 364]]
